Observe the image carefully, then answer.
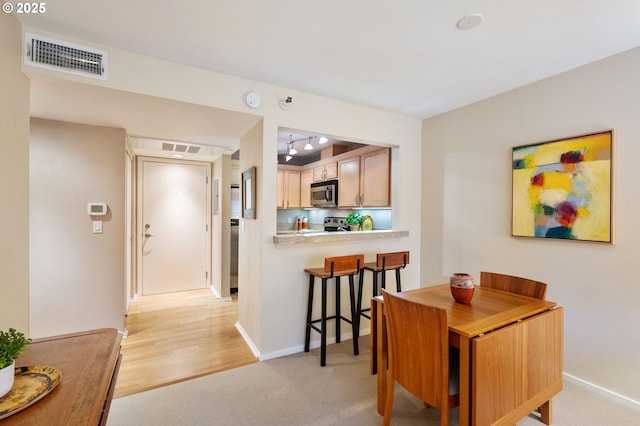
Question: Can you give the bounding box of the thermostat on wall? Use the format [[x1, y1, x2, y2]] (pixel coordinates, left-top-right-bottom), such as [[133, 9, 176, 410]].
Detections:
[[87, 203, 107, 216]]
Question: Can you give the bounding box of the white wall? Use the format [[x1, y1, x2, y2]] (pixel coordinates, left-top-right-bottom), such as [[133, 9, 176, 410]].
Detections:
[[30, 118, 126, 337], [0, 14, 30, 332], [421, 47, 640, 402]]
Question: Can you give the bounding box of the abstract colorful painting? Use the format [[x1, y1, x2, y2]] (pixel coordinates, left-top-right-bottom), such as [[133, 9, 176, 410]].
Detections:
[[512, 130, 613, 243]]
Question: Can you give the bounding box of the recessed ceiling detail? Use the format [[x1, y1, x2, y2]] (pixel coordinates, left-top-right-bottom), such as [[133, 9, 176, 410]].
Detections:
[[130, 136, 234, 161]]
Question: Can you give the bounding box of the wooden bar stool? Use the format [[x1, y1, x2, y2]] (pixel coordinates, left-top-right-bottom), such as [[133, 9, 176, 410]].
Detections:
[[304, 254, 364, 366], [359, 251, 410, 324]]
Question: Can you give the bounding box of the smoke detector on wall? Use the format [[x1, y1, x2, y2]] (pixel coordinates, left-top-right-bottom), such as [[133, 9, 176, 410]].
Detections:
[[456, 14, 483, 30]]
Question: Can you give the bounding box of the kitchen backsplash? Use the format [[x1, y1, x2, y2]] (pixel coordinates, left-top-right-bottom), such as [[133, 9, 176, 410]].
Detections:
[[277, 208, 391, 231]]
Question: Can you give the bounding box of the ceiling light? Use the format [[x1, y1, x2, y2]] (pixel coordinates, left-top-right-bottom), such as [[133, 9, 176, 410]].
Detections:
[[288, 134, 297, 155], [318, 137, 328, 144], [304, 137, 314, 151], [170, 153, 184, 158], [456, 14, 483, 30]]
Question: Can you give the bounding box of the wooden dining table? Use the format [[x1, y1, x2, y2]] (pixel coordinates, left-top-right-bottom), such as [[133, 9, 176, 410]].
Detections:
[[370, 284, 563, 426]]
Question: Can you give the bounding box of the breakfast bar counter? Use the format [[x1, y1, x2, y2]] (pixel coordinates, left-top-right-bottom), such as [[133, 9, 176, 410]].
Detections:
[[273, 229, 409, 247]]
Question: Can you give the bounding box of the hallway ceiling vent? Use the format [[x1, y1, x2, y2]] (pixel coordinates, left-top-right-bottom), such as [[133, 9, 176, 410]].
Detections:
[[162, 142, 201, 154], [24, 32, 108, 80]]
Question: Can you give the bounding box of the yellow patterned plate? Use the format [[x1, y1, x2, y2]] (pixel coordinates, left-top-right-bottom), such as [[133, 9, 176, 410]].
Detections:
[[361, 215, 374, 231], [0, 366, 61, 420]]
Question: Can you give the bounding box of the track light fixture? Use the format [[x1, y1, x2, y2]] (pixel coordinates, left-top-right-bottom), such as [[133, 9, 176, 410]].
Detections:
[[304, 137, 314, 151], [288, 134, 297, 155]]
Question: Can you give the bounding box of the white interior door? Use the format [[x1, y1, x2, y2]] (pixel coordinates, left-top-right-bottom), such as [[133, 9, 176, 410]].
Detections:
[[141, 159, 209, 295]]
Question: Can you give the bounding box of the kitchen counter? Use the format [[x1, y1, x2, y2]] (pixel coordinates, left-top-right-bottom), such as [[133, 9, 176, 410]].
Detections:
[[273, 229, 409, 247]]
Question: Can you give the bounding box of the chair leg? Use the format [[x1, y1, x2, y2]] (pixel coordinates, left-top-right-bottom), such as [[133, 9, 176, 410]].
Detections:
[[304, 275, 314, 353], [373, 270, 380, 296], [349, 274, 359, 355], [320, 277, 327, 367], [395, 269, 402, 292], [356, 272, 365, 334], [335, 276, 341, 344]]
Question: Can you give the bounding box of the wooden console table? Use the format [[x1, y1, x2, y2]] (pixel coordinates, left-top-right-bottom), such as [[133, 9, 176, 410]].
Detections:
[[5, 328, 122, 425]]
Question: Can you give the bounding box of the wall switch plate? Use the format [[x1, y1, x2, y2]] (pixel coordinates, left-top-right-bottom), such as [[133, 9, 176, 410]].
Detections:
[[93, 220, 103, 234]]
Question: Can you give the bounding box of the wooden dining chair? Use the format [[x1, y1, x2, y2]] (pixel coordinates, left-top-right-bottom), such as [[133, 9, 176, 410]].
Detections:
[[480, 271, 548, 300], [381, 290, 459, 426]]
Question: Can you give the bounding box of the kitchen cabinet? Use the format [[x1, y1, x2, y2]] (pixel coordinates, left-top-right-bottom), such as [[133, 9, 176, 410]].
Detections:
[[277, 169, 301, 209], [300, 168, 313, 208], [313, 161, 337, 182], [338, 148, 390, 208]]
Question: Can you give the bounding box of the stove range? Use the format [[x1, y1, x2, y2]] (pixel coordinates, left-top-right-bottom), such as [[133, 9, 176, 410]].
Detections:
[[323, 216, 349, 232]]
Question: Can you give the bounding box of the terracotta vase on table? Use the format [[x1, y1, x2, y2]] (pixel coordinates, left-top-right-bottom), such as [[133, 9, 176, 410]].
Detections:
[[450, 273, 475, 304]]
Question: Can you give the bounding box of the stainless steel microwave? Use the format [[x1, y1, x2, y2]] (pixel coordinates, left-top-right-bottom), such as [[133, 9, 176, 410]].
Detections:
[[310, 180, 338, 208]]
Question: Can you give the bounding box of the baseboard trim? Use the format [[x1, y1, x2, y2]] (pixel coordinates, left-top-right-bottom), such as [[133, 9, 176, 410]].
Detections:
[[235, 321, 261, 359], [563, 373, 640, 410]]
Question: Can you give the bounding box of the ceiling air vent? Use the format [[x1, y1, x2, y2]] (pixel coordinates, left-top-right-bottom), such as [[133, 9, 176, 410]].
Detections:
[[162, 142, 201, 154], [24, 32, 107, 80]]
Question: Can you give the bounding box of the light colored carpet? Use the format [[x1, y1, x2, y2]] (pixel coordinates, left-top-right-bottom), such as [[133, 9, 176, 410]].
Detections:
[[108, 336, 640, 425]]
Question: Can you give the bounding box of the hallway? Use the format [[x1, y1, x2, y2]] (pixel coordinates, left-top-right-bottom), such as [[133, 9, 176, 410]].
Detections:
[[114, 289, 258, 397]]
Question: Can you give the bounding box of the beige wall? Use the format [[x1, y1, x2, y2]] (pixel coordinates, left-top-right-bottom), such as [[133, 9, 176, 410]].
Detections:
[[17, 28, 423, 358], [422, 47, 640, 402], [0, 14, 30, 332], [30, 118, 126, 337], [15, 25, 420, 359], [238, 122, 264, 351]]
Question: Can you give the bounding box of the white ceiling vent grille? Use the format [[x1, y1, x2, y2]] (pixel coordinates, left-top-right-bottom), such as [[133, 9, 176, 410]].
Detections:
[[162, 142, 201, 154], [24, 32, 107, 80]]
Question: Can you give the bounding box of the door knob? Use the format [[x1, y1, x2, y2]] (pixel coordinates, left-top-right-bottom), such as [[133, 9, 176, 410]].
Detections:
[[144, 233, 156, 238]]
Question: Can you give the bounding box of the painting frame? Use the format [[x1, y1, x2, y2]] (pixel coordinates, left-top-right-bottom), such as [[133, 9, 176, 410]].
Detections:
[[242, 166, 256, 219], [511, 130, 614, 244]]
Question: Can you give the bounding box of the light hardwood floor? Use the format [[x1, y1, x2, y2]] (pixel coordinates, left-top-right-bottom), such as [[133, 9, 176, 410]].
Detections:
[[114, 289, 258, 398]]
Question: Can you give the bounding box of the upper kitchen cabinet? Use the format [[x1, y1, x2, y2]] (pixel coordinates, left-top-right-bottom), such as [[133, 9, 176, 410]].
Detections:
[[277, 168, 301, 209], [300, 168, 313, 208], [313, 162, 337, 182], [338, 147, 390, 208]]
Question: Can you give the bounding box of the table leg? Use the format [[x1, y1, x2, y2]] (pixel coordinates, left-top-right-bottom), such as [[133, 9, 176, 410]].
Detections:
[[370, 298, 378, 375], [459, 335, 471, 426], [540, 400, 552, 424], [375, 299, 387, 416]]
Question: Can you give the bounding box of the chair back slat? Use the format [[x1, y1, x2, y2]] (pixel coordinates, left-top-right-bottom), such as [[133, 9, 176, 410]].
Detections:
[[376, 251, 410, 269], [480, 271, 548, 300], [324, 254, 365, 274]]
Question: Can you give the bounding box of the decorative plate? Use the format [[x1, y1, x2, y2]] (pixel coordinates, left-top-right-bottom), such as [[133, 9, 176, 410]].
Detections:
[[0, 366, 61, 420], [361, 215, 374, 231]]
